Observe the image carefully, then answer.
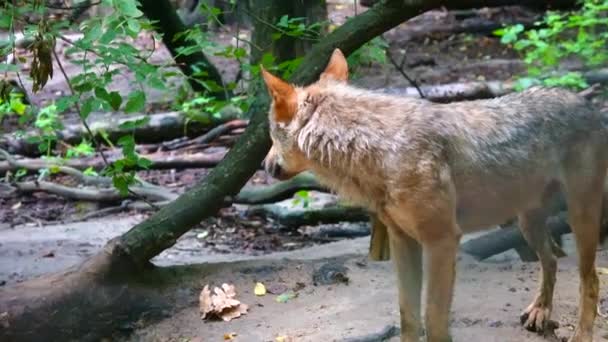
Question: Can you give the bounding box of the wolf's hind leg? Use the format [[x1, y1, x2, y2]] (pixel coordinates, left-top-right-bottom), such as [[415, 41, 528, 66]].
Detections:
[[561, 146, 606, 342], [517, 207, 558, 334]]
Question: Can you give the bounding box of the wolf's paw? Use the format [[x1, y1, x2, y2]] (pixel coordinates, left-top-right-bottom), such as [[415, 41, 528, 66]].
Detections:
[[520, 304, 557, 334], [567, 328, 593, 342]]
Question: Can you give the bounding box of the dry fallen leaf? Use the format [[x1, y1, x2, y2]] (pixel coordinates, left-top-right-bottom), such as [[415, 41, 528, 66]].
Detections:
[[224, 332, 237, 340], [200, 283, 249, 322], [254, 282, 266, 296], [597, 267, 608, 275]]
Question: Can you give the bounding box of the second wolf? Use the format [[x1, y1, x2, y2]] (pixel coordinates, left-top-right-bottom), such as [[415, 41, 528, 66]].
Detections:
[[261, 49, 607, 342]]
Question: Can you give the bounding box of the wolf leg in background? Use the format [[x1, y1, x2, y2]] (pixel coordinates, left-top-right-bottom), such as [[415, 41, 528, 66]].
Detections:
[[260, 48, 607, 342], [517, 207, 558, 333], [381, 212, 423, 341]]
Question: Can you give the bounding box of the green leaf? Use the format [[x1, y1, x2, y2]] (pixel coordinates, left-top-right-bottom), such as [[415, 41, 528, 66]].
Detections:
[[137, 157, 152, 169], [113, 0, 143, 17], [95, 88, 122, 111], [55, 96, 77, 113], [66, 140, 95, 158], [277, 15, 289, 28], [124, 91, 146, 113], [83, 167, 98, 176], [118, 116, 150, 130], [126, 18, 141, 34], [83, 21, 103, 42], [80, 97, 98, 119], [9, 97, 27, 115], [0, 63, 19, 72], [49, 165, 61, 174], [276, 291, 297, 303], [0, 13, 12, 28]]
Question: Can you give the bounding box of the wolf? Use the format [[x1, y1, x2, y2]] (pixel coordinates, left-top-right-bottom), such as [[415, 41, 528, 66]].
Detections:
[[260, 49, 608, 342]]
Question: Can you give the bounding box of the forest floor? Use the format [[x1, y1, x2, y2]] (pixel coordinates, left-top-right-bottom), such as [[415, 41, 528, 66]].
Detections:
[[1, 0, 608, 341]]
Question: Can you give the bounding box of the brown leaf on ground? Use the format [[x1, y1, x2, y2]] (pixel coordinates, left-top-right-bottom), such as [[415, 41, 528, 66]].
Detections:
[[199, 283, 248, 322]]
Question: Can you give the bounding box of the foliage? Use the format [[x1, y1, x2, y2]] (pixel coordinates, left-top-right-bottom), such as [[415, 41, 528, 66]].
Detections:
[[292, 189, 312, 208], [347, 36, 388, 77], [494, 0, 608, 90], [0, 0, 374, 198]]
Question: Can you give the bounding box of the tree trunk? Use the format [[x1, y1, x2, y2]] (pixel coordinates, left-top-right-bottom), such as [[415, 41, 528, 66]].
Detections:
[[139, 0, 229, 99], [249, 0, 298, 65], [293, 0, 328, 57], [0, 1, 581, 340]]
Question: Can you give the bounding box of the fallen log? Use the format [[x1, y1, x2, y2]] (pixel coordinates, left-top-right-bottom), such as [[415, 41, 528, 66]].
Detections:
[[0, 150, 229, 174], [383, 68, 608, 102], [13, 180, 177, 203], [460, 213, 571, 261], [247, 204, 370, 228], [1, 107, 241, 156], [234, 172, 326, 205]]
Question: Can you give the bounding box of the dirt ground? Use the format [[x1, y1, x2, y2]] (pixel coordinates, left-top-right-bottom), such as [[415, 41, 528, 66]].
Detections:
[[126, 246, 608, 342], [2, 0, 608, 341], [2, 217, 608, 342]]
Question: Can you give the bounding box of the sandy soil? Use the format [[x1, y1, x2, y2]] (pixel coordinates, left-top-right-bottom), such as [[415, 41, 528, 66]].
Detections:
[[127, 248, 608, 342], [2, 217, 608, 342]]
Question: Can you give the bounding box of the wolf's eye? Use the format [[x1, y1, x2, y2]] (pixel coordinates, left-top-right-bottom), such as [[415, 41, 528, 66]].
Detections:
[[303, 94, 312, 105]]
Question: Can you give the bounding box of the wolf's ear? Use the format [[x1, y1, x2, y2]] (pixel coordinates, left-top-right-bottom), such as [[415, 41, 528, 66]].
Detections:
[[320, 48, 348, 82], [261, 66, 297, 123]]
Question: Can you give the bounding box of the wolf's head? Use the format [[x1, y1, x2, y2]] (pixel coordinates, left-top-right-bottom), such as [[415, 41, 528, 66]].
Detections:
[[261, 48, 348, 180]]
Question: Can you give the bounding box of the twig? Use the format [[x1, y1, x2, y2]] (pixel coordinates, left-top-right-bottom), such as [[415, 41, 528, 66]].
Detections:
[[578, 83, 602, 99], [13, 180, 177, 202], [385, 48, 425, 99], [0, 148, 111, 186], [0, 150, 230, 173], [163, 119, 248, 150]]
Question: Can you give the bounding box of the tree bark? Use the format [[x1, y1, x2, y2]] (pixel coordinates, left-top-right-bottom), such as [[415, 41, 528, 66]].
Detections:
[[139, 0, 229, 99]]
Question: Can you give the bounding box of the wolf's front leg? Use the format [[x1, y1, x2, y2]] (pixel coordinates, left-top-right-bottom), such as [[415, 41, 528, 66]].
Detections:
[[386, 227, 423, 342], [424, 231, 460, 342]]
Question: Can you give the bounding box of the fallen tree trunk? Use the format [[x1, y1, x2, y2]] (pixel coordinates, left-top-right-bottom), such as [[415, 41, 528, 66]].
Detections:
[[461, 213, 571, 261], [0, 109, 240, 156], [383, 68, 608, 102], [234, 172, 326, 204], [0, 1, 578, 340], [0, 150, 229, 173], [248, 204, 369, 228]]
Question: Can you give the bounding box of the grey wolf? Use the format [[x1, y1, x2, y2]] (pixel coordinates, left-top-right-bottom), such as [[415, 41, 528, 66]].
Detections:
[[261, 48, 607, 342]]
